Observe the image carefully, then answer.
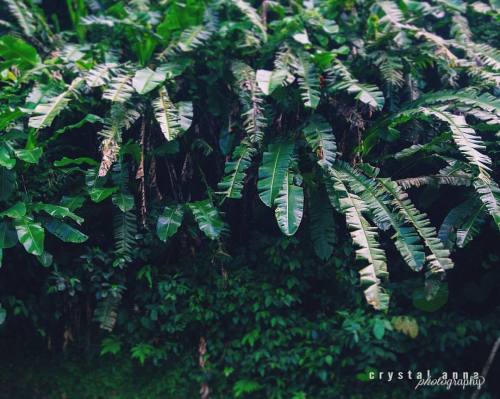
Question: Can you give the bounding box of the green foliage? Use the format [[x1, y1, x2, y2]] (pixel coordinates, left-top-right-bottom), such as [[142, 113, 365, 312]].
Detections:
[[0, 0, 499, 396]]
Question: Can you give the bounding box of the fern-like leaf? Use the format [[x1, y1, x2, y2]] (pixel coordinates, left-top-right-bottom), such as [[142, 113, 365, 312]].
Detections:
[[4, 0, 35, 36], [103, 72, 134, 103], [28, 78, 82, 129], [324, 165, 389, 311], [303, 114, 337, 166], [339, 162, 426, 271], [422, 107, 492, 179], [217, 143, 256, 200], [379, 178, 454, 273], [231, 61, 266, 144], [293, 53, 320, 109]]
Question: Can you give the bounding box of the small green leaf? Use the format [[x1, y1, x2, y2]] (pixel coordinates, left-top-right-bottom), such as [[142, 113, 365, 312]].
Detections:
[[156, 205, 184, 241], [0, 146, 16, 169], [14, 217, 45, 256], [14, 147, 43, 164], [112, 193, 135, 212], [60, 196, 85, 211], [89, 187, 118, 203], [0, 305, 6, 325]]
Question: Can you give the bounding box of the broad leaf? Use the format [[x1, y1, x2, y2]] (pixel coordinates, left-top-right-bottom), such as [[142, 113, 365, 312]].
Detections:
[[275, 171, 304, 236], [44, 219, 88, 243], [156, 205, 184, 241], [14, 217, 45, 256], [132, 67, 166, 95], [258, 141, 294, 207], [188, 200, 225, 240], [112, 193, 135, 212]]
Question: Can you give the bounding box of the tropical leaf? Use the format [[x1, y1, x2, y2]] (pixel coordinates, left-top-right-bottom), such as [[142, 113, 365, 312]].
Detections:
[[85, 63, 117, 88], [324, 165, 389, 310], [257, 141, 294, 207], [309, 189, 336, 261], [156, 205, 184, 241], [473, 178, 500, 230], [114, 209, 137, 265], [422, 107, 491, 178], [378, 178, 454, 273], [293, 53, 320, 109], [232, 0, 267, 41], [328, 60, 385, 110], [4, 0, 35, 36], [14, 217, 44, 256], [218, 143, 256, 200], [188, 200, 226, 240], [28, 78, 82, 129], [44, 219, 88, 243], [303, 115, 337, 166], [274, 171, 304, 236], [32, 203, 84, 224], [153, 88, 192, 141], [231, 61, 266, 144], [177, 25, 213, 52], [103, 73, 134, 103], [132, 67, 166, 95], [339, 163, 426, 271], [112, 193, 135, 213]]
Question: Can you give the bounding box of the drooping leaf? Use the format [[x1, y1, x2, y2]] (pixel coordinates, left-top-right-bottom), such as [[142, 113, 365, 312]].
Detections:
[[0, 35, 39, 68], [188, 200, 226, 240], [339, 163, 426, 271], [309, 189, 336, 261], [324, 165, 389, 311], [153, 88, 192, 141], [14, 147, 42, 164], [103, 73, 134, 103], [274, 171, 304, 236], [379, 178, 454, 273], [54, 157, 98, 167], [32, 203, 84, 224], [257, 141, 294, 207], [303, 115, 337, 166], [156, 204, 184, 241], [218, 143, 256, 200], [0, 145, 16, 169], [28, 78, 82, 129], [14, 217, 44, 256], [44, 219, 88, 243]]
